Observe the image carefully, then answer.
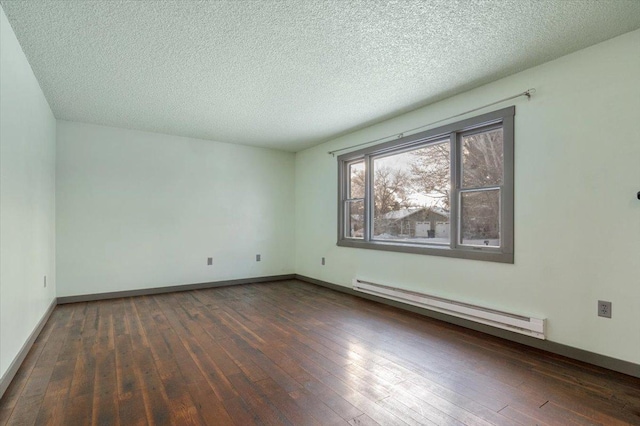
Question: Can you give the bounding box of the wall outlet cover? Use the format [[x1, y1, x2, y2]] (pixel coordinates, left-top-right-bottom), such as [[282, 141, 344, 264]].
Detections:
[[598, 300, 612, 318]]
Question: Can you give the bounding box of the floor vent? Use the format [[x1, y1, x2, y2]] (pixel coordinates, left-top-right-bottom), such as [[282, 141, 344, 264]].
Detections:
[[353, 279, 546, 339]]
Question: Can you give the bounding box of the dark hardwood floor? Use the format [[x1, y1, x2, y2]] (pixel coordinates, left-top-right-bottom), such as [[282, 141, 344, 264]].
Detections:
[[1, 280, 638, 425]]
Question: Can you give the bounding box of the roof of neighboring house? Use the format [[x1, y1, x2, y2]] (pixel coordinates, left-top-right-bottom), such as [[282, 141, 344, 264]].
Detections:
[[381, 207, 449, 221], [381, 208, 422, 220], [429, 207, 450, 218]]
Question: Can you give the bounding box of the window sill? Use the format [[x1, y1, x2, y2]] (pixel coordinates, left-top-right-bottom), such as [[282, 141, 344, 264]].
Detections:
[[337, 239, 513, 263]]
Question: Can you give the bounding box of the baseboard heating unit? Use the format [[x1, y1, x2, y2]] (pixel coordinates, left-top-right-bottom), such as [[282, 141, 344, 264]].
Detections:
[[352, 279, 546, 339]]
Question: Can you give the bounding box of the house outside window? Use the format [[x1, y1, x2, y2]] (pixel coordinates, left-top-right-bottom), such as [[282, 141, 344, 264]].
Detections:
[[337, 107, 514, 263]]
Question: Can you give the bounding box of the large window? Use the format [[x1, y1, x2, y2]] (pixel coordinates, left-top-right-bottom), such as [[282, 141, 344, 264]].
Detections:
[[337, 107, 514, 263]]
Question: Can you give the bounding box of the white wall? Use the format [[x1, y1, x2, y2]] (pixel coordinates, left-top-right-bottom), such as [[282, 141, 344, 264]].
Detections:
[[295, 30, 640, 364], [56, 121, 295, 297], [0, 8, 57, 379]]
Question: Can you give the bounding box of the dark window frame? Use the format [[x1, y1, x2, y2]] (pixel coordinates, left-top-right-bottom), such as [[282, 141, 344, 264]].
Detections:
[[337, 106, 514, 263]]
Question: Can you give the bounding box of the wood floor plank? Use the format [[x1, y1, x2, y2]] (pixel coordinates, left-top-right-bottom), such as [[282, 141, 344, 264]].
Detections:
[[226, 373, 293, 425], [288, 388, 351, 426], [117, 391, 148, 426], [348, 413, 381, 426], [219, 336, 271, 383], [131, 347, 173, 425], [382, 394, 465, 426], [4, 307, 74, 426], [311, 373, 409, 425], [375, 396, 439, 426], [254, 377, 322, 426], [91, 302, 119, 426], [499, 404, 552, 426], [397, 378, 515, 426], [62, 394, 93, 426], [152, 294, 240, 401], [0, 312, 59, 412], [294, 374, 364, 422], [1, 280, 639, 426], [186, 383, 236, 426], [232, 337, 305, 394], [221, 396, 262, 426]]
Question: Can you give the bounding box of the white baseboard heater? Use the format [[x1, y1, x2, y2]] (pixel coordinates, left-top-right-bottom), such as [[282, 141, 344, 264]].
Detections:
[[352, 279, 546, 339]]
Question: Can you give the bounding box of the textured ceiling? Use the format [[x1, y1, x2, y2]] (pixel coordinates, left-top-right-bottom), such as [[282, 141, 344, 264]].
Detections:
[[2, 1, 640, 151]]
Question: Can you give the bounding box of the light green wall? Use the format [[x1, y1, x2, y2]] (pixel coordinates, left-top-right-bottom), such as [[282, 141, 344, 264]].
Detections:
[[0, 7, 57, 378], [295, 30, 640, 364], [56, 121, 295, 297]]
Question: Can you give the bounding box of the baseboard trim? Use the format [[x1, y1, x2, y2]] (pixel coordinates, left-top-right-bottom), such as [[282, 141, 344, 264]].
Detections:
[[57, 274, 296, 304], [0, 297, 57, 400], [295, 274, 640, 379]]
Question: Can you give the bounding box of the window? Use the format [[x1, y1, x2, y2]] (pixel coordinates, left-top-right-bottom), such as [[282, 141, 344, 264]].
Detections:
[[337, 107, 514, 263]]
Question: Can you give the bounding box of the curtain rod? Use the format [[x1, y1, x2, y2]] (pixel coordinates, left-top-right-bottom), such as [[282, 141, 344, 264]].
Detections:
[[328, 88, 535, 156]]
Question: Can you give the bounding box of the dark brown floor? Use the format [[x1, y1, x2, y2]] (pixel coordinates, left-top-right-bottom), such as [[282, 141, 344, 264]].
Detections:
[[0, 280, 638, 425]]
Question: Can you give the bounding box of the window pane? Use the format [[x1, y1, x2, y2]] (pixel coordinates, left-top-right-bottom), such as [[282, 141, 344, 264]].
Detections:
[[345, 200, 364, 238], [348, 161, 365, 199], [462, 128, 503, 188], [460, 190, 500, 246], [372, 140, 450, 244]]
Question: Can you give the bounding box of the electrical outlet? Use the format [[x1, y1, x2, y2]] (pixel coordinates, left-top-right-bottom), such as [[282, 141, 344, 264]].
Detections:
[[44, 275, 47, 288], [207, 257, 213, 266], [598, 300, 612, 318], [256, 254, 261, 262], [321, 257, 325, 265]]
